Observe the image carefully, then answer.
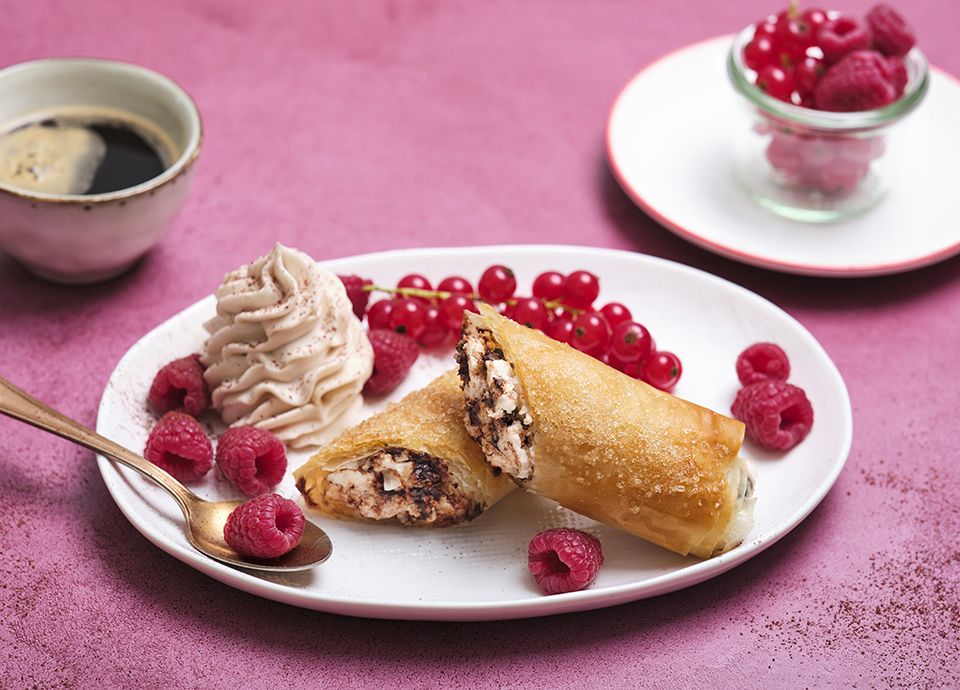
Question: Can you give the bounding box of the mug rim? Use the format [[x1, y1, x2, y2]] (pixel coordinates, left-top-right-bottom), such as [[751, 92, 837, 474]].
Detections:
[[0, 57, 202, 205]]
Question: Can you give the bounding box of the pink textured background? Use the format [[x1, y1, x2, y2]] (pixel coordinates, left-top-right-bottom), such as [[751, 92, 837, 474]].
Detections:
[[2, 1, 959, 688]]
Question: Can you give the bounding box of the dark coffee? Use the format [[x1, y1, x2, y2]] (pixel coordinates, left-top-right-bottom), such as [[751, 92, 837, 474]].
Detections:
[[0, 114, 169, 196]]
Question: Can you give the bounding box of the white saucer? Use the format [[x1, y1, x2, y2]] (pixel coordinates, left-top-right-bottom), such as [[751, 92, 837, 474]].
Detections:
[[96, 246, 852, 621], [606, 36, 960, 277]]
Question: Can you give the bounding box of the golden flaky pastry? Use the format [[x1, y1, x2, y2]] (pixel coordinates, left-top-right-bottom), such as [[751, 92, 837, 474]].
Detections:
[[459, 304, 755, 558]]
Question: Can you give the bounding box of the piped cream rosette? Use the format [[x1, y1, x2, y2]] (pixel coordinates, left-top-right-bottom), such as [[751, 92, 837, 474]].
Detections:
[[201, 244, 373, 448]]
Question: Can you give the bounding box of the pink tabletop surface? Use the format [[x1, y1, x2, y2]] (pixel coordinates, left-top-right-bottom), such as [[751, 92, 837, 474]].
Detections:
[[2, 1, 959, 688]]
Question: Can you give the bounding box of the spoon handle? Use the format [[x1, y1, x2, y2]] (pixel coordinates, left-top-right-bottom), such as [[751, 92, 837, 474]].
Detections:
[[0, 375, 195, 511]]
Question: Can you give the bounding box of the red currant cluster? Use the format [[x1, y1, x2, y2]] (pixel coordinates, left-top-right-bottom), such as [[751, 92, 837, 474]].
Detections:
[[340, 266, 683, 391], [743, 3, 915, 110]]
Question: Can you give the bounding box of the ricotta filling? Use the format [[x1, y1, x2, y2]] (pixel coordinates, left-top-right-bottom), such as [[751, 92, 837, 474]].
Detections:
[[457, 322, 534, 481], [322, 449, 475, 525]]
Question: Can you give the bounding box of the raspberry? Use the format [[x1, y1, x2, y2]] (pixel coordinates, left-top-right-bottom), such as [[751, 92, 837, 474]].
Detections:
[[817, 162, 869, 195], [147, 355, 209, 417], [731, 381, 814, 451], [215, 427, 287, 497], [814, 51, 897, 112], [338, 274, 373, 320], [144, 411, 213, 482], [816, 16, 873, 64], [528, 528, 604, 595], [363, 329, 419, 396], [866, 4, 915, 57], [736, 342, 791, 385], [223, 493, 305, 559], [884, 57, 908, 96]]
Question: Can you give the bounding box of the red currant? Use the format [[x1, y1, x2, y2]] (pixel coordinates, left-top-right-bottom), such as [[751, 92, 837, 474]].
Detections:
[[599, 303, 632, 330], [608, 352, 641, 378], [754, 17, 777, 38], [439, 294, 477, 331], [437, 276, 473, 295], [744, 36, 777, 71], [563, 271, 600, 309], [417, 306, 450, 347], [397, 274, 433, 304], [644, 351, 682, 391], [775, 14, 816, 59], [367, 299, 394, 330], [510, 297, 549, 330], [532, 271, 566, 301], [588, 347, 608, 363], [794, 56, 825, 96], [545, 317, 575, 344], [478, 265, 517, 302], [801, 8, 828, 32], [569, 311, 611, 354], [609, 321, 653, 363], [388, 298, 427, 339], [756, 65, 795, 102]]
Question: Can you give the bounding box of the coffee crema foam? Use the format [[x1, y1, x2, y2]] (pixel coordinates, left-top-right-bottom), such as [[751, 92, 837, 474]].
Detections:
[[0, 123, 107, 195], [0, 108, 174, 196]]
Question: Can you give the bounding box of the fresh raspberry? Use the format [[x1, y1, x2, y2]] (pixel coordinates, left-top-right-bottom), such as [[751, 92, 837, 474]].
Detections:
[[736, 342, 791, 385], [147, 355, 209, 417], [814, 51, 897, 112], [816, 16, 873, 64], [363, 329, 419, 396], [144, 411, 213, 482], [338, 274, 373, 320], [866, 4, 916, 57], [215, 427, 287, 497], [731, 381, 814, 451], [528, 528, 604, 595], [817, 162, 869, 195], [223, 493, 305, 559], [766, 132, 805, 182], [883, 56, 908, 96]]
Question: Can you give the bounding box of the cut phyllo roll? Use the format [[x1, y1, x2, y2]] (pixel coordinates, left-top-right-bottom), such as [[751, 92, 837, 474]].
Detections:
[[294, 370, 514, 527], [456, 304, 756, 558]]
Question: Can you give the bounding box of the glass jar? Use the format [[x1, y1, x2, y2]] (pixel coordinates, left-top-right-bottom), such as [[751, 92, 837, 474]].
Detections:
[[727, 26, 928, 223]]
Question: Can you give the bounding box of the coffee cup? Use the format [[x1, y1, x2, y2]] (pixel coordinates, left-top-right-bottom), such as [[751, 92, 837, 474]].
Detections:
[[0, 58, 202, 284]]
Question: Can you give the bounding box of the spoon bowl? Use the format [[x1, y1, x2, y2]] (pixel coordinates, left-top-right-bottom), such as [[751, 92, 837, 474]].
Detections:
[[0, 375, 332, 572], [184, 497, 332, 572]]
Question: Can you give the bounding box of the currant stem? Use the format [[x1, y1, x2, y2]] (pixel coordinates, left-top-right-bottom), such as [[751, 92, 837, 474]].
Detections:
[[361, 284, 584, 315], [361, 284, 458, 300], [788, 0, 799, 20]]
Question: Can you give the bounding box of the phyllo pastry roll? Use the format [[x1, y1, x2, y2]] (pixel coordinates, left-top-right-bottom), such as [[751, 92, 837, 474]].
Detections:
[[456, 304, 756, 558], [293, 370, 514, 527]]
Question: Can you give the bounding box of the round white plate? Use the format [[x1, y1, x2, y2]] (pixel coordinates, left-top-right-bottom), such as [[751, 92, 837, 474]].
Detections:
[[97, 245, 852, 620], [606, 36, 960, 277]]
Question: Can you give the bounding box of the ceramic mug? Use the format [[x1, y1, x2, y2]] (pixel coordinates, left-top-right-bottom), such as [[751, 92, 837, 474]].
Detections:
[[0, 58, 202, 284]]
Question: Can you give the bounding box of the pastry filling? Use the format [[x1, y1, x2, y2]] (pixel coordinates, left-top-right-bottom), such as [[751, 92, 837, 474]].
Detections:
[[706, 456, 758, 556], [316, 448, 481, 526], [456, 320, 534, 481]]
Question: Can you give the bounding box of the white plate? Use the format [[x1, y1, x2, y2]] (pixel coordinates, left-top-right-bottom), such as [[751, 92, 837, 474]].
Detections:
[[606, 36, 960, 277], [97, 245, 852, 620]]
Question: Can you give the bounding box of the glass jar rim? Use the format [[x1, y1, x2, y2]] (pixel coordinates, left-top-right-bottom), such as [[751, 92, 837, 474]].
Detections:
[[727, 26, 929, 131]]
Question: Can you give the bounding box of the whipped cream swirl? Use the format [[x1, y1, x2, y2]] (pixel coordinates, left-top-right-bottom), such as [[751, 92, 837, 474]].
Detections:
[[201, 245, 373, 448]]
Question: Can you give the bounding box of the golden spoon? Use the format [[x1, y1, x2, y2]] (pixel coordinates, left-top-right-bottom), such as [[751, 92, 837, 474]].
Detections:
[[0, 375, 332, 572]]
